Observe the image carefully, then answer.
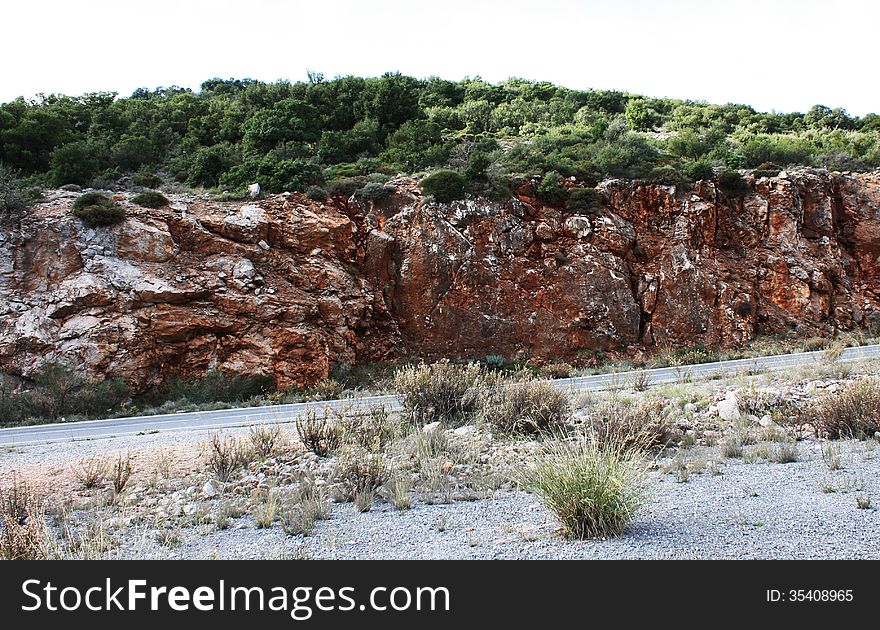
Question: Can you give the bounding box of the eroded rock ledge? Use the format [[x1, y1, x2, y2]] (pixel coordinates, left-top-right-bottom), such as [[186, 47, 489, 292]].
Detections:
[[2, 169, 879, 390]]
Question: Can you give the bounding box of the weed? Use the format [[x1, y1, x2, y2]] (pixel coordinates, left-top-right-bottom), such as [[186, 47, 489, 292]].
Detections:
[[295, 409, 342, 456], [206, 434, 248, 482], [822, 442, 843, 470], [524, 438, 648, 539]]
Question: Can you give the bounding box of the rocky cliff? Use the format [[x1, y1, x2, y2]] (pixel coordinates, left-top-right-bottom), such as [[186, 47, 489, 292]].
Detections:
[[2, 169, 879, 390]]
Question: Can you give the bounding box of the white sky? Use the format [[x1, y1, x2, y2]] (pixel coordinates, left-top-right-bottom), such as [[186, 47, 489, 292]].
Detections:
[[2, 0, 877, 115]]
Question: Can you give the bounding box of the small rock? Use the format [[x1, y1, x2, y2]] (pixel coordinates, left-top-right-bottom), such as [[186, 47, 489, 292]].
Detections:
[[423, 422, 442, 434], [716, 393, 741, 422], [258, 240, 270, 251], [202, 481, 219, 498]]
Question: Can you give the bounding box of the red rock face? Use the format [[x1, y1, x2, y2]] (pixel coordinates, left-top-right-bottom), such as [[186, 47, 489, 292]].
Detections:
[[1, 169, 879, 390]]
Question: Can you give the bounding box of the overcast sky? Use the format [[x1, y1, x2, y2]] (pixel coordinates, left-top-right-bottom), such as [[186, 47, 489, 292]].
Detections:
[[2, 0, 877, 115]]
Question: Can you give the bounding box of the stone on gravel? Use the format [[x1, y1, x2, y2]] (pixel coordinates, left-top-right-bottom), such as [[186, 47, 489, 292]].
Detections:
[[202, 480, 219, 498], [716, 393, 741, 422]]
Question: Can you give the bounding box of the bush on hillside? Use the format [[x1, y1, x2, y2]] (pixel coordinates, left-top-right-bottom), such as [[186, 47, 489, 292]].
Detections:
[[536, 171, 568, 206], [717, 169, 750, 198], [421, 170, 466, 203], [72, 192, 126, 227], [131, 191, 169, 208]]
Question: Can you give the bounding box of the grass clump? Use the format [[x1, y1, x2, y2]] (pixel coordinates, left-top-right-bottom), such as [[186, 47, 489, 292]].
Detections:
[[393, 360, 483, 427], [111, 453, 134, 496], [280, 479, 329, 536], [807, 378, 880, 439], [131, 191, 169, 208], [0, 476, 49, 560], [334, 446, 388, 503], [821, 442, 842, 470], [72, 192, 126, 227], [336, 404, 400, 451], [525, 438, 648, 539], [482, 378, 570, 436], [584, 399, 675, 452], [76, 457, 108, 489]]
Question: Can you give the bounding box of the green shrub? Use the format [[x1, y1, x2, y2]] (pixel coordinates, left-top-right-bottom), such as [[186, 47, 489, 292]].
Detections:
[[647, 165, 685, 186], [536, 171, 568, 206], [206, 434, 248, 483], [334, 445, 388, 502], [1, 163, 40, 216], [48, 141, 99, 187], [72, 193, 126, 227], [305, 185, 328, 201], [327, 176, 368, 198], [717, 169, 750, 198], [751, 162, 781, 178], [526, 438, 648, 539], [163, 369, 274, 405], [393, 360, 483, 427], [482, 379, 570, 436], [421, 169, 466, 203], [566, 187, 601, 214], [131, 191, 169, 208], [132, 172, 163, 188], [355, 182, 395, 202], [682, 159, 715, 182]]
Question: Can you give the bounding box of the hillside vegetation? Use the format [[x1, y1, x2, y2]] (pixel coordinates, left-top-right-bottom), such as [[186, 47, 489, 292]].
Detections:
[[1, 74, 879, 202]]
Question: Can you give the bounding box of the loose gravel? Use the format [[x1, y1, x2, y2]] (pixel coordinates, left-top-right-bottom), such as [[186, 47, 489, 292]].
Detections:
[[118, 439, 880, 560]]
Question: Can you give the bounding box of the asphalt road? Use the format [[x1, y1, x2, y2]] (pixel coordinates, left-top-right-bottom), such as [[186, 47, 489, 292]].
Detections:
[[1, 344, 878, 446]]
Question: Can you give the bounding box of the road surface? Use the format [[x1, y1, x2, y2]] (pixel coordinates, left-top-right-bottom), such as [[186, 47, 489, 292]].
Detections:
[[1, 344, 877, 446]]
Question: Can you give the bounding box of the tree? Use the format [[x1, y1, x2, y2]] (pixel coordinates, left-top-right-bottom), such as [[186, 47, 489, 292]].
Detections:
[[242, 98, 319, 155], [48, 141, 100, 186]]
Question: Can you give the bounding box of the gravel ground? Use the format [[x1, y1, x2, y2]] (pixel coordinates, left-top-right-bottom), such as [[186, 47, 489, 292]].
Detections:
[[119, 439, 880, 560]]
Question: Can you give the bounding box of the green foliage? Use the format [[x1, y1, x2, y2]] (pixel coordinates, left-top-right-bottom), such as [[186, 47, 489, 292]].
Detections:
[[536, 171, 568, 205], [483, 379, 571, 436], [1, 163, 40, 215], [681, 158, 715, 181], [179, 143, 236, 188], [0, 75, 877, 199], [72, 192, 126, 227], [625, 98, 660, 131], [131, 191, 169, 208], [131, 171, 162, 188], [566, 187, 601, 214], [48, 141, 99, 187], [647, 165, 685, 186], [220, 155, 322, 193], [0, 362, 130, 424], [162, 369, 274, 405], [421, 169, 466, 203], [355, 181, 395, 202], [393, 361, 482, 427], [717, 169, 750, 197], [526, 438, 648, 539]]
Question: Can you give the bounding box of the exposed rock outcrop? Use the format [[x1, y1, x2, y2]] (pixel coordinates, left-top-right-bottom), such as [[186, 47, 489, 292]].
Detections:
[[2, 169, 879, 390]]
